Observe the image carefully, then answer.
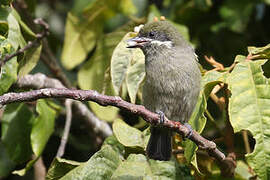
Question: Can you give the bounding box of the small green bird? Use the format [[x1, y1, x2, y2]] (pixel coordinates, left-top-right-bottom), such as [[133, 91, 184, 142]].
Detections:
[[127, 21, 201, 161]]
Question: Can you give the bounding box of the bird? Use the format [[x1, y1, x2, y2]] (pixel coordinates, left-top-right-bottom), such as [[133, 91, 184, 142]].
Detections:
[[127, 20, 201, 161]]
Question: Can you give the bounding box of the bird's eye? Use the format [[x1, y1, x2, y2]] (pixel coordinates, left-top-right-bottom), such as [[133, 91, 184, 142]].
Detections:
[[149, 31, 155, 37]]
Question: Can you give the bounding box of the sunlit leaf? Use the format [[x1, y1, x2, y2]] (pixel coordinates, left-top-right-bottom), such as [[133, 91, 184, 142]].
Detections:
[[61, 12, 101, 70], [47, 158, 81, 180], [31, 99, 56, 156], [113, 119, 144, 148], [60, 145, 121, 180], [227, 60, 270, 179], [248, 43, 270, 60]]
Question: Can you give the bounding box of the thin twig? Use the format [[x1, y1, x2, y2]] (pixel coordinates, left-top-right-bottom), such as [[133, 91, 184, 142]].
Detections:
[[242, 130, 251, 154], [16, 73, 112, 138], [56, 99, 73, 158], [0, 88, 226, 163], [33, 156, 46, 180], [0, 18, 49, 67]]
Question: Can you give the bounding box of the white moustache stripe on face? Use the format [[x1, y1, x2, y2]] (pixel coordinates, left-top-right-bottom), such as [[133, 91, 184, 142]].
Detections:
[[151, 40, 173, 48]]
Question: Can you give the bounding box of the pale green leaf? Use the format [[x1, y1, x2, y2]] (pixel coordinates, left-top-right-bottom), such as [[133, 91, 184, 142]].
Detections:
[[126, 50, 145, 103], [227, 60, 270, 179], [113, 119, 144, 148], [248, 43, 270, 59], [31, 99, 56, 156], [61, 12, 101, 70], [47, 158, 81, 180], [7, 11, 26, 49], [112, 154, 193, 179], [111, 32, 134, 95], [60, 145, 121, 180]]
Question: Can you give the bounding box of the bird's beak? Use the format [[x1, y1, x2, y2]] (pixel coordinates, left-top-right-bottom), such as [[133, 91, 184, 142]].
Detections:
[[126, 37, 151, 48]]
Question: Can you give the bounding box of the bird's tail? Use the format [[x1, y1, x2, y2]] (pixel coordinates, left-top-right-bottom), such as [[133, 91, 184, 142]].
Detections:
[[146, 126, 172, 161]]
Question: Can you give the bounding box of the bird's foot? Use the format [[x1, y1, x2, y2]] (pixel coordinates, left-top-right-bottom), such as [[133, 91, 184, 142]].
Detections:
[[156, 110, 165, 124], [184, 123, 193, 139]]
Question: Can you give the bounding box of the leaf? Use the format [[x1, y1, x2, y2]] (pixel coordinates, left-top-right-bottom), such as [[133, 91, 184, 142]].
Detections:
[[0, 142, 15, 178], [227, 60, 270, 179], [13, 99, 57, 176], [110, 31, 145, 102], [101, 136, 125, 157], [60, 145, 121, 180], [126, 50, 145, 103], [112, 119, 144, 148], [248, 43, 270, 59], [78, 31, 126, 122], [184, 70, 227, 171], [47, 158, 81, 180], [1, 103, 34, 163], [111, 32, 134, 95], [61, 12, 101, 70], [112, 154, 193, 179], [31, 99, 56, 156], [18, 44, 42, 76], [111, 154, 151, 179], [7, 10, 26, 50], [0, 58, 18, 95], [0, 36, 18, 95]]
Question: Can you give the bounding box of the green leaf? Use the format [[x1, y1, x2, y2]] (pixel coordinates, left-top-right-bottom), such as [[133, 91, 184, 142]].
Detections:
[[0, 142, 15, 178], [78, 31, 125, 122], [111, 154, 151, 179], [47, 158, 81, 180], [184, 70, 227, 171], [227, 60, 270, 179], [110, 31, 145, 102], [1, 103, 34, 163], [7, 10, 26, 50], [112, 154, 193, 179], [248, 43, 270, 60], [60, 145, 121, 180], [101, 136, 125, 157], [235, 161, 253, 179], [18, 44, 42, 76], [126, 49, 145, 103], [31, 99, 56, 156], [111, 32, 134, 95], [0, 58, 18, 95], [112, 119, 144, 148], [0, 36, 18, 95], [61, 12, 101, 70], [14, 99, 57, 176]]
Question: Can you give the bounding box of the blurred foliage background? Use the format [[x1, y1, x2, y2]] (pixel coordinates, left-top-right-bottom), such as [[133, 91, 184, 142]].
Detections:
[[1, 0, 270, 179]]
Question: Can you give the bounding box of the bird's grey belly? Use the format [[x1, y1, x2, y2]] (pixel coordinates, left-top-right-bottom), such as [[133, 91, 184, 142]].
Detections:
[[143, 80, 197, 123]]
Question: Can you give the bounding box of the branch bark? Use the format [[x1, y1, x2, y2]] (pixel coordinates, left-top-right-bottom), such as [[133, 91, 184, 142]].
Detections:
[[16, 73, 112, 138], [0, 87, 226, 162]]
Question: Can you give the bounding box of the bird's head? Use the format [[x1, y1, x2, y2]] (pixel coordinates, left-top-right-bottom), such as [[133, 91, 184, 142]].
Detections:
[[127, 21, 185, 54]]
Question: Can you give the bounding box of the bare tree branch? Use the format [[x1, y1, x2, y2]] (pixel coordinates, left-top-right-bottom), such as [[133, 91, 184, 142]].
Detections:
[[16, 73, 112, 138], [0, 18, 49, 67], [56, 99, 73, 158], [0, 87, 226, 162]]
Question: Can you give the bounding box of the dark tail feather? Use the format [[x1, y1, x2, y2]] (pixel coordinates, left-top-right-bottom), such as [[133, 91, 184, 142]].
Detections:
[[146, 127, 172, 161]]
